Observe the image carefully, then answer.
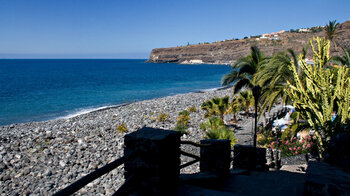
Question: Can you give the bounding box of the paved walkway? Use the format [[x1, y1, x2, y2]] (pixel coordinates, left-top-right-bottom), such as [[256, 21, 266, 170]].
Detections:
[[177, 168, 306, 196]]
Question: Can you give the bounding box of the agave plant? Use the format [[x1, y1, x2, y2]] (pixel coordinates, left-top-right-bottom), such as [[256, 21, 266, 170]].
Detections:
[[285, 36, 350, 158], [201, 96, 229, 120]]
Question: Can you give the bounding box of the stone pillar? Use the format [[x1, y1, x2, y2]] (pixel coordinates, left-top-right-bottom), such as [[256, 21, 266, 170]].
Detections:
[[200, 139, 231, 177], [233, 145, 268, 170], [124, 127, 181, 195]]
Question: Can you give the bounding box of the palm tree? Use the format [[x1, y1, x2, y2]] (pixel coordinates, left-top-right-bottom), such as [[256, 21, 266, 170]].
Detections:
[[201, 96, 230, 121], [237, 91, 254, 115], [254, 45, 309, 118], [325, 20, 339, 48], [222, 46, 269, 94], [225, 96, 241, 123], [330, 47, 350, 67]]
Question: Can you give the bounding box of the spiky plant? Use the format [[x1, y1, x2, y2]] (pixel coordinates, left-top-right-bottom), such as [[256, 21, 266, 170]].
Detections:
[[222, 46, 269, 94], [201, 116, 238, 146], [254, 44, 310, 119], [225, 96, 241, 123], [285, 37, 350, 158], [325, 20, 339, 48], [201, 96, 230, 120], [237, 91, 254, 115]]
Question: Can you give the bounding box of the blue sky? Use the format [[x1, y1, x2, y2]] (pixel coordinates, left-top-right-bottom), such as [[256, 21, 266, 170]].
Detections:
[[0, 0, 349, 59]]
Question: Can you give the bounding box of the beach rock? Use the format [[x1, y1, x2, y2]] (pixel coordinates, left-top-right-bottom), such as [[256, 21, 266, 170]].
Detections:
[[0, 88, 257, 195]]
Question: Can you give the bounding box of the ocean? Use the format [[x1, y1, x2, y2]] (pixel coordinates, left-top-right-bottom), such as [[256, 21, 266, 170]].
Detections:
[[0, 59, 231, 126]]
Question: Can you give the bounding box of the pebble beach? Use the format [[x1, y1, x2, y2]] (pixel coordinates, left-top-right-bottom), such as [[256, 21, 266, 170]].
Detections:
[[0, 88, 255, 195]]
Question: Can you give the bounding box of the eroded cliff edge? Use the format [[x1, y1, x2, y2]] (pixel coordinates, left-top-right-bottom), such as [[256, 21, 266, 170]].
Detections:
[[147, 21, 350, 64]]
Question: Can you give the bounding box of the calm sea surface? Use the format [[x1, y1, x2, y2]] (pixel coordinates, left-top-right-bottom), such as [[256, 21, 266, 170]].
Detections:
[[0, 59, 231, 125]]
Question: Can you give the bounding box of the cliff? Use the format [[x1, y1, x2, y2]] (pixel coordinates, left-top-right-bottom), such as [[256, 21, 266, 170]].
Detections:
[[147, 21, 350, 64]]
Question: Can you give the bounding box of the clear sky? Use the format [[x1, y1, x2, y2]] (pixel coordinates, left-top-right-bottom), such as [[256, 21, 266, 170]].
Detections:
[[0, 0, 349, 59]]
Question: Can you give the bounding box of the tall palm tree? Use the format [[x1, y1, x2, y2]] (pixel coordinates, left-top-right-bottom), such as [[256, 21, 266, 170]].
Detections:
[[254, 45, 309, 118], [330, 47, 350, 67], [222, 46, 269, 94], [325, 20, 339, 48], [201, 96, 230, 121]]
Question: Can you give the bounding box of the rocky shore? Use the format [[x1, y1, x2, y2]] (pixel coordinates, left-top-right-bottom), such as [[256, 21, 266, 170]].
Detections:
[[0, 88, 255, 195]]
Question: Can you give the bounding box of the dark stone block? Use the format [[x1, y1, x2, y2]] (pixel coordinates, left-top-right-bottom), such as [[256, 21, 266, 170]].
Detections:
[[124, 127, 181, 195], [304, 161, 350, 196], [325, 133, 350, 170], [233, 145, 276, 170], [200, 139, 231, 177]]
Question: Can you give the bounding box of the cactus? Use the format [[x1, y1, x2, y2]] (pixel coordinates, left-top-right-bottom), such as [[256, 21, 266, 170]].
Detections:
[[285, 37, 350, 157]]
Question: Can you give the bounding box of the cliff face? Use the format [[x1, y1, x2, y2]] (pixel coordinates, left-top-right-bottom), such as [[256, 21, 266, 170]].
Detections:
[[147, 21, 350, 64]]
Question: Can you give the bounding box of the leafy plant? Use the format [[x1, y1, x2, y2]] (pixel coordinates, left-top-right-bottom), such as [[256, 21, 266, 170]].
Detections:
[[188, 106, 197, 113], [201, 117, 237, 146], [237, 91, 254, 115], [174, 123, 188, 135], [201, 96, 230, 120], [179, 110, 190, 116], [257, 129, 316, 158], [222, 46, 269, 94], [285, 37, 350, 157], [225, 96, 241, 123], [157, 112, 169, 123], [177, 110, 190, 126], [174, 110, 190, 135], [116, 124, 128, 133], [324, 20, 339, 48]]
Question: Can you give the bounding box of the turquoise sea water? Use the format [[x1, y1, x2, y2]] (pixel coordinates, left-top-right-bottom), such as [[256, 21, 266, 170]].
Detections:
[[0, 59, 231, 126]]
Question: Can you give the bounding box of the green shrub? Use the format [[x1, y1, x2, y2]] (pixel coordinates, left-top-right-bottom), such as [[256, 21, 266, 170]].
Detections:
[[205, 128, 237, 146], [116, 124, 128, 133], [179, 110, 190, 116], [201, 117, 237, 146], [157, 112, 169, 122], [174, 110, 190, 135], [188, 106, 197, 113], [174, 123, 188, 135], [176, 114, 190, 126]]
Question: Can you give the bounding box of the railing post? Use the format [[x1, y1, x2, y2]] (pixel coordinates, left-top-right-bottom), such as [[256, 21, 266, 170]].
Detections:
[[200, 139, 231, 177], [124, 127, 181, 195]]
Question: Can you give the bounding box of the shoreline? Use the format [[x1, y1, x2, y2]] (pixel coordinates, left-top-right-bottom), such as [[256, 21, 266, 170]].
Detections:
[[1, 85, 232, 128], [1, 87, 256, 195]]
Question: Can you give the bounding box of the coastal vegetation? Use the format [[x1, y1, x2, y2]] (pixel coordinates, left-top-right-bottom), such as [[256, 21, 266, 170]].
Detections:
[[174, 110, 190, 135], [200, 116, 237, 146], [220, 34, 350, 158], [325, 20, 339, 48], [116, 124, 128, 133], [200, 96, 230, 121], [221, 46, 269, 94], [157, 112, 170, 123]]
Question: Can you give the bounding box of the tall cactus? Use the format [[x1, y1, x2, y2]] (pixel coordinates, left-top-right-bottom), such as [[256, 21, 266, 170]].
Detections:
[[286, 37, 350, 157]]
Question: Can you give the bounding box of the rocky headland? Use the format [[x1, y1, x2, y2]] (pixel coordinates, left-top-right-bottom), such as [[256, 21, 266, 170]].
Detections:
[[147, 21, 350, 64]]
